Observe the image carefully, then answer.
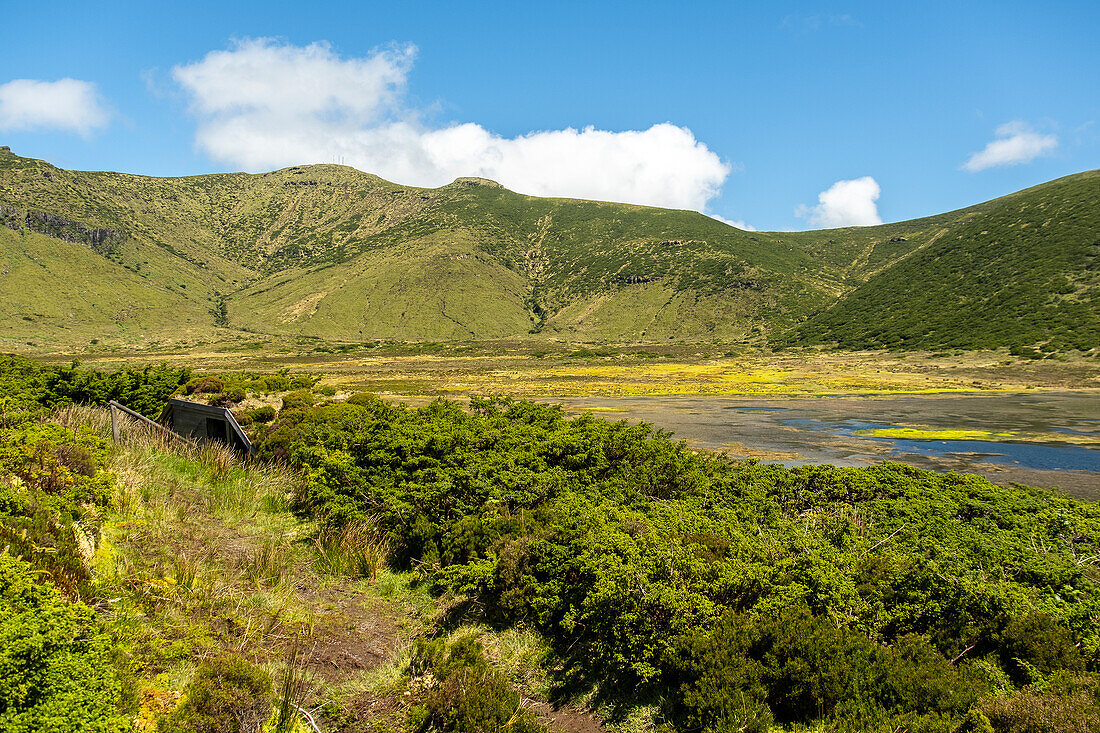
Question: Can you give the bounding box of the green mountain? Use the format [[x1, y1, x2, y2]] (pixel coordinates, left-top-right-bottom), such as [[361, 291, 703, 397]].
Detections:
[[0, 145, 1096, 352], [789, 170, 1100, 352]]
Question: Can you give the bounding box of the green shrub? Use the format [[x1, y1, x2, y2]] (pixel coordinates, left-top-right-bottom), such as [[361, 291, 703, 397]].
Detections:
[[0, 422, 114, 596], [0, 554, 127, 733], [207, 390, 246, 408], [159, 654, 272, 733], [408, 636, 545, 733], [186, 376, 224, 395], [1, 354, 190, 419], [673, 605, 985, 728], [279, 390, 314, 412], [247, 406, 276, 424], [955, 709, 995, 733], [998, 613, 1084, 685], [217, 370, 317, 395], [981, 674, 1100, 733], [346, 392, 383, 406]]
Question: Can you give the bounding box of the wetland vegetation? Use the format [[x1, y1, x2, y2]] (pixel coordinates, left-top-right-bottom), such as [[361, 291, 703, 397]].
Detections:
[[2, 355, 1099, 732]]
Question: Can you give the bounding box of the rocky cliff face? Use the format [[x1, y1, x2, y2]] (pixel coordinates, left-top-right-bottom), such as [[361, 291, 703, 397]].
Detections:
[[0, 203, 126, 257]]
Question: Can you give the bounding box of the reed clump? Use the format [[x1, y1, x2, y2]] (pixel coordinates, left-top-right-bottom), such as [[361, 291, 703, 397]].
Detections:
[[315, 518, 389, 580]]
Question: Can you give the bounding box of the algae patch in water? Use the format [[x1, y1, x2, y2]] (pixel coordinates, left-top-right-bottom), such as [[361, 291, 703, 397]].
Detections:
[[856, 426, 1100, 446], [857, 427, 1015, 440]]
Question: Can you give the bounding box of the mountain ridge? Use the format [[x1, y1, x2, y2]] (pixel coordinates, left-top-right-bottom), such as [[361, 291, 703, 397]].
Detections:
[[1, 146, 1097, 353]]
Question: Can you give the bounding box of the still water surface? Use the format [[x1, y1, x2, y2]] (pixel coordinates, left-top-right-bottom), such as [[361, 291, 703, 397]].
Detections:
[[555, 392, 1100, 499]]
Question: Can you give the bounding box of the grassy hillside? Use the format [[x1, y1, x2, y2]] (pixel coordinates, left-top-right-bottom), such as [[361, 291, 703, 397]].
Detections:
[[1, 145, 1097, 352], [231, 228, 535, 340], [789, 170, 1100, 352], [0, 227, 214, 350]]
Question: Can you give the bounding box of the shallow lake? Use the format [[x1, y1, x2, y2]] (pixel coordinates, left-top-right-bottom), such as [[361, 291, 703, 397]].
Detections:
[[555, 391, 1100, 500]]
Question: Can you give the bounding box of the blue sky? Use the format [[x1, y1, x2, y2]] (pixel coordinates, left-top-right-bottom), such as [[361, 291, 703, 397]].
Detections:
[[1, 0, 1097, 231]]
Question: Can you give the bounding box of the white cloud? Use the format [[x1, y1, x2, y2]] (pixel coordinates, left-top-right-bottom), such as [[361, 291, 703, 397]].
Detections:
[[0, 78, 111, 136], [962, 121, 1058, 172], [796, 176, 883, 228], [173, 38, 731, 211], [709, 213, 756, 231]]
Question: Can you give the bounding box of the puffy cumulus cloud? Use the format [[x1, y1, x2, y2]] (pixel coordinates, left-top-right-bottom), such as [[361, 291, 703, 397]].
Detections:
[[417, 123, 729, 210], [173, 38, 731, 211], [709, 213, 756, 231], [963, 121, 1058, 172], [796, 176, 883, 228], [0, 78, 111, 136], [173, 39, 414, 121]]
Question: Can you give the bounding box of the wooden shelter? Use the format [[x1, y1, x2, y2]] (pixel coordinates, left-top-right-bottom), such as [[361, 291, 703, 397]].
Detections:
[[158, 397, 255, 456]]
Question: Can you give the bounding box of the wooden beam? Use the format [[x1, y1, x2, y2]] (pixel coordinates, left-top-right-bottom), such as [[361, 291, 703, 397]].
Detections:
[[108, 400, 196, 446]]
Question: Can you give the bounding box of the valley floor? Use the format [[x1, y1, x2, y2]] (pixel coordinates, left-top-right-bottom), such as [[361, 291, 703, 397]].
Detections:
[[32, 345, 1100, 496], [32, 344, 1100, 399]]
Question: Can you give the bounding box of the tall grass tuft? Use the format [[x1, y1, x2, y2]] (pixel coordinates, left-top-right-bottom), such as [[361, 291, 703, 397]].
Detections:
[[172, 555, 200, 594], [52, 403, 113, 438], [241, 538, 295, 588], [272, 644, 313, 733], [315, 518, 389, 580], [197, 441, 236, 485], [118, 418, 179, 454]]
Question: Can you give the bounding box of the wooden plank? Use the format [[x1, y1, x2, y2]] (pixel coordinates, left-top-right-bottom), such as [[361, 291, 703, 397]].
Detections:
[[222, 407, 256, 457], [108, 400, 196, 445]]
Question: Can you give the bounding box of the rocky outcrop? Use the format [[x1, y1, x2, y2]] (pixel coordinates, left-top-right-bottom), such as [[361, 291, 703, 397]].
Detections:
[[0, 203, 126, 256], [449, 177, 506, 189]]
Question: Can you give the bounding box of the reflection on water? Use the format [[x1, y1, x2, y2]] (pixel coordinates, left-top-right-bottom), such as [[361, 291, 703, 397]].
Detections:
[[556, 392, 1100, 498]]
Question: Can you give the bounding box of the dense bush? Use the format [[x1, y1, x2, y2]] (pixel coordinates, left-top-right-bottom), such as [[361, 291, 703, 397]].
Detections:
[[408, 636, 546, 733], [185, 376, 224, 395], [246, 406, 276, 424], [0, 371, 129, 731], [0, 421, 114, 597], [221, 370, 317, 396], [256, 394, 1100, 729], [0, 354, 191, 421], [0, 356, 315, 425], [0, 554, 127, 733], [278, 390, 315, 412], [159, 655, 272, 733], [672, 604, 988, 730], [981, 672, 1100, 733], [997, 613, 1084, 685]]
